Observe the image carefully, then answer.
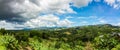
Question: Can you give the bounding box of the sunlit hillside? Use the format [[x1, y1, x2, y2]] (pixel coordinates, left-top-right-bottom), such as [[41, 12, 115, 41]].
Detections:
[[0, 24, 120, 50]]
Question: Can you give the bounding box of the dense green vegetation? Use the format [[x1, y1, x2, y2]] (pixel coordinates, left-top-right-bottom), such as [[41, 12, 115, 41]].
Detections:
[[0, 24, 120, 50]]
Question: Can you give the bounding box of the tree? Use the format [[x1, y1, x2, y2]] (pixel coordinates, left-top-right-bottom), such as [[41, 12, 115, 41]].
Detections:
[[0, 28, 6, 35]]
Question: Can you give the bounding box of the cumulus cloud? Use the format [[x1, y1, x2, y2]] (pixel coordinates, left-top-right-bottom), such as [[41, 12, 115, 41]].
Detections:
[[0, 0, 92, 29], [0, 0, 74, 23], [0, 0, 93, 22], [24, 14, 73, 28], [72, 0, 93, 8], [0, 14, 73, 29], [0, 20, 24, 30]]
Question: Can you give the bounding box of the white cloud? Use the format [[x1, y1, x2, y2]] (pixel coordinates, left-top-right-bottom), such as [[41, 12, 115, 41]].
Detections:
[[78, 16, 98, 19], [38, 0, 75, 14], [0, 0, 75, 21], [9, 0, 93, 19], [24, 14, 73, 28], [111, 22, 120, 26], [104, 0, 115, 6], [0, 20, 24, 30], [118, 23, 120, 26], [98, 17, 107, 23], [57, 19, 73, 27], [104, 0, 120, 9], [10, 0, 93, 19], [72, 0, 92, 8], [99, 20, 107, 23], [0, 0, 93, 29], [0, 14, 73, 29]]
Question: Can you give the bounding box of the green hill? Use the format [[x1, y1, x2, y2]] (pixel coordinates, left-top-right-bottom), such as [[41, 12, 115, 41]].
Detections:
[[0, 24, 120, 50]]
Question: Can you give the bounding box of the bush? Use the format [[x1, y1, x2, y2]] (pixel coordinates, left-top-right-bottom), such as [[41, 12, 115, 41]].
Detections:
[[112, 44, 120, 50], [94, 34, 118, 49], [29, 38, 41, 50], [0, 46, 6, 50], [0, 35, 19, 50]]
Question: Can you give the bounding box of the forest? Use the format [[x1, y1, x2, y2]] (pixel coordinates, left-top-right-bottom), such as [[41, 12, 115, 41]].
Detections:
[[0, 24, 120, 50]]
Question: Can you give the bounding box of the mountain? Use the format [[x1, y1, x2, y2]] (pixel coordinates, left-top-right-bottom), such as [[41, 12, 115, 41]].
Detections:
[[23, 24, 120, 30], [23, 27, 67, 30]]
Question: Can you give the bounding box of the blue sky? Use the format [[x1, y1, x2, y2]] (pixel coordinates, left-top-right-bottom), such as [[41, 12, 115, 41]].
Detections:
[[0, 0, 120, 29], [60, 0, 120, 26]]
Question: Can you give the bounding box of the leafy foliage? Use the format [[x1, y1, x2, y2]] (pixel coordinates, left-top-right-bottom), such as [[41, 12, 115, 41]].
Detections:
[[0, 35, 19, 50], [94, 34, 118, 49], [0, 24, 120, 50]]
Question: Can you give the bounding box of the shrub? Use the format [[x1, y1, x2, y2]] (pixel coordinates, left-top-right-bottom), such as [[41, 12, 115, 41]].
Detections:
[[94, 34, 118, 49], [0, 35, 19, 50]]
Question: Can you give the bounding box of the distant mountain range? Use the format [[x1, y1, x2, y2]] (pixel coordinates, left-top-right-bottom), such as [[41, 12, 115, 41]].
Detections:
[[22, 24, 120, 30], [23, 27, 67, 30]]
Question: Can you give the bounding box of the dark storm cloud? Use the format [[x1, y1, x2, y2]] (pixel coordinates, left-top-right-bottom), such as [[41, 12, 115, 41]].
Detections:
[[0, 0, 26, 23], [0, 0, 92, 29]]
